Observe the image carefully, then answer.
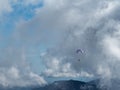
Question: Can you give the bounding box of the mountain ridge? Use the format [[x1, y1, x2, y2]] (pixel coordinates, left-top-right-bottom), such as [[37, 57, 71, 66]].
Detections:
[[0, 79, 120, 90]]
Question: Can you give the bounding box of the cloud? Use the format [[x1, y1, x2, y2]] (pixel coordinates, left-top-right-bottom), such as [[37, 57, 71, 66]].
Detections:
[[35, 0, 120, 80], [0, 66, 47, 87], [41, 54, 94, 78], [13, 0, 120, 79], [0, 47, 47, 87], [0, 0, 12, 15], [24, 0, 43, 6], [34, 0, 103, 78], [1, 0, 120, 87], [0, 0, 47, 87]]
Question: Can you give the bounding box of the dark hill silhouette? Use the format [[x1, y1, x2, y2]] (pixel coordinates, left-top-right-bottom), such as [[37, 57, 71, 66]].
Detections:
[[0, 79, 120, 90], [33, 79, 98, 90]]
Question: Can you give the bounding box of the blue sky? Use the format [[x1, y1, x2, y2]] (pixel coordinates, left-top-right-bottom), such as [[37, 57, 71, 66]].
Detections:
[[0, 0, 46, 74]]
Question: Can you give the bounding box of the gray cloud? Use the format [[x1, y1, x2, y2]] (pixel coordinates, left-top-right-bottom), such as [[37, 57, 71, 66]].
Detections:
[[36, 0, 120, 80], [0, 0, 47, 87], [1, 0, 120, 87], [13, 0, 120, 79], [0, 47, 47, 87], [0, 0, 12, 15]]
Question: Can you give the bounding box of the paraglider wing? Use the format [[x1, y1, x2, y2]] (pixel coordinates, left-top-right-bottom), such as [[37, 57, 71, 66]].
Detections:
[[76, 49, 84, 62], [76, 49, 83, 54]]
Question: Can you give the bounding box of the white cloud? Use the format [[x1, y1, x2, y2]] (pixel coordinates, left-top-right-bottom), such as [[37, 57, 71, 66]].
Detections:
[[0, 0, 47, 87], [103, 36, 120, 60], [0, 47, 47, 87], [97, 1, 118, 16], [35, 0, 120, 80], [0, 0, 12, 15], [0, 66, 47, 87], [8, 67, 20, 79], [29, 72, 47, 86], [42, 56, 93, 78], [3, 0, 120, 87], [97, 65, 111, 79]]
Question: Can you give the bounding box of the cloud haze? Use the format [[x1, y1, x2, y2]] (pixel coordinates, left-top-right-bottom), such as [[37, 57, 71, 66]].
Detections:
[[37, 0, 120, 81], [1, 0, 120, 88], [0, 0, 47, 87]]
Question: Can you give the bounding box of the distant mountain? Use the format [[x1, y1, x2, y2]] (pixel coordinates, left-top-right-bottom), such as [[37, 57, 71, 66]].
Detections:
[[33, 79, 120, 90], [33, 79, 98, 90], [0, 79, 120, 90], [88, 78, 120, 90]]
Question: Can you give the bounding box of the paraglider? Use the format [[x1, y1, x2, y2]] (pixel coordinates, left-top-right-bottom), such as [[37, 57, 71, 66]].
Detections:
[[76, 49, 84, 61]]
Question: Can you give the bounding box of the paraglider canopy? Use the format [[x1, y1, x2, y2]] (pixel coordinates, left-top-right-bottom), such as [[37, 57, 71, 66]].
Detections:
[[76, 49, 83, 54], [76, 49, 84, 61]]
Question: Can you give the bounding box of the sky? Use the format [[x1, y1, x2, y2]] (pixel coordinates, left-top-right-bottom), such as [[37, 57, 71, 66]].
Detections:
[[1, 0, 120, 87]]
